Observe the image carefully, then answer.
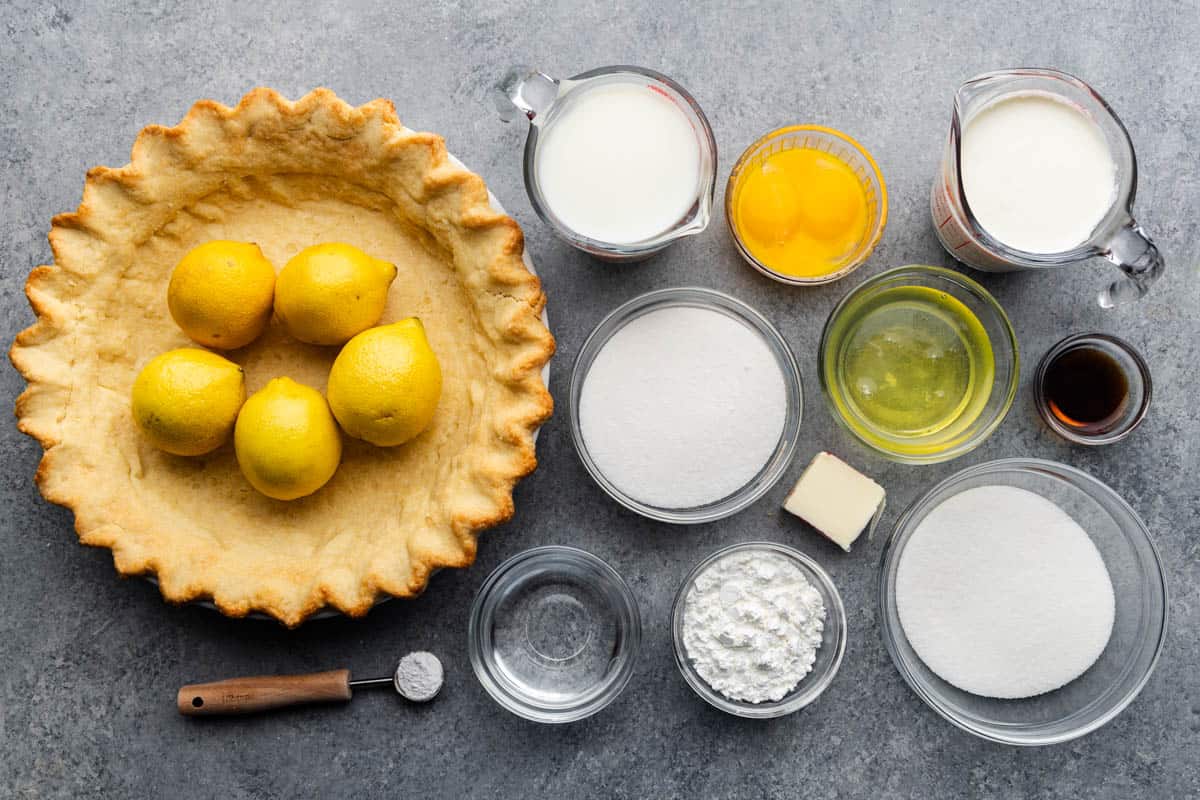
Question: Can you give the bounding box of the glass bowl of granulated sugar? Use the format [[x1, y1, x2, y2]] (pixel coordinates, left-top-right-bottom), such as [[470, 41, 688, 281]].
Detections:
[[880, 458, 1168, 746], [569, 287, 803, 524]]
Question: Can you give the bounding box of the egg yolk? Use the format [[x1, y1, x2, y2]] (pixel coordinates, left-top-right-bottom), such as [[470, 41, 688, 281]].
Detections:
[[738, 162, 803, 245], [734, 148, 869, 278]]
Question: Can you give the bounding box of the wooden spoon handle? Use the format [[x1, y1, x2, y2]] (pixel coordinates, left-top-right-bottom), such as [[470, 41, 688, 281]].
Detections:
[[177, 669, 352, 716]]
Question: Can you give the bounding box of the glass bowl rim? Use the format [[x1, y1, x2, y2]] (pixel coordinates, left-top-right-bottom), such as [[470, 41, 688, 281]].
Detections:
[[671, 540, 848, 718], [818, 264, 1020, 464], [568, 286, 803, 523], [877, 456, 1169, 745], [724, 124, 889, 286], [467, 544, 642, 724]]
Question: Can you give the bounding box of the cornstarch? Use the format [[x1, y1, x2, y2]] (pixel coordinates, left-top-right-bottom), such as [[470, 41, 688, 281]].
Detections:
[[682, 550, 825, 703], [394, 651, 444, 702]]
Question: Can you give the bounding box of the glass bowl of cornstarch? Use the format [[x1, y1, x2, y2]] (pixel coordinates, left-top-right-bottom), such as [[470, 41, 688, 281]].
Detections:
[[672, 542, 847, 718], [879, 458, 1168, 745]]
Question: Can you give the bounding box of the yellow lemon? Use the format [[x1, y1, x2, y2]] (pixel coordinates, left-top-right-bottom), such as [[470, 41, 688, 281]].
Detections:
[[131, 349, 246, 456], [167, 240, 276, 350], [274, 243, 398, 346], [327, 318, 442, 447], [234, 377, 342, 501]]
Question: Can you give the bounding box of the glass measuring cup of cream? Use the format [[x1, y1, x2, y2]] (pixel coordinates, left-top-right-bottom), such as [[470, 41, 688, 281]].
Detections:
[[495, 65, 717, 261], [931, 68, 1163, 307]]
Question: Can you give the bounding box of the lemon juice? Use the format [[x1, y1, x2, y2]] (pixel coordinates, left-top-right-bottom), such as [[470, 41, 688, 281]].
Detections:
[[826, 285, 994, 451]]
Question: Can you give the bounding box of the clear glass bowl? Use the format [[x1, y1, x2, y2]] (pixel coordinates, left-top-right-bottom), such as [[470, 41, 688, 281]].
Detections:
[[569, 287, 803, 524], [819, 265, 1018, 464], [1033, 333, 1152, 445], [725, 125, 887, 285], [671, 542, 847, 718], [468, 546, 641, 723], [879, 458, 1168, 745]]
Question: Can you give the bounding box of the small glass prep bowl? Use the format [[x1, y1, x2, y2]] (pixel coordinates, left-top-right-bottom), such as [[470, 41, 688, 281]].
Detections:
[[569, 287, 803, 524], [879, 458, 1168, 746], [672, 542, 847, 718], [468, 546, 641, 723], [1033, 333, 1152, 445], [725, 125, 888, 286], [819, 265, 1018, 464]]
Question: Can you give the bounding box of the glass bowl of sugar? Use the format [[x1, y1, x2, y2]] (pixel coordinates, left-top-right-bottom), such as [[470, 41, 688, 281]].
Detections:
[[671, 542, 848, 718], [568, 287, 803, 524], [879, 458, 1168, 745]]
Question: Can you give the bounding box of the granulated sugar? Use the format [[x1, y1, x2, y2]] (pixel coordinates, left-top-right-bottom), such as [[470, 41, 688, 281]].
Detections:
[[896, 485, 1115, 699], [579, 305, 787, 509]]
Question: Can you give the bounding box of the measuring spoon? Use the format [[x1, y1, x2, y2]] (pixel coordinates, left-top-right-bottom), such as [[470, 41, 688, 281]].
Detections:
[[177, 651, 444, 716]]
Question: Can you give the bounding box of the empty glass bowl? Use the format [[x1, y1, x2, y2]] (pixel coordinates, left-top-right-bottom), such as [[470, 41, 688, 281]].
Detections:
[[468, 546, 641, 723], [671, 542, 847, 718], [879, 458, 1168, 745]]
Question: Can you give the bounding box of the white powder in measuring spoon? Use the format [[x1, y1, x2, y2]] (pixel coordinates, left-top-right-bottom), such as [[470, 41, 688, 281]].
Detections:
[[579, 306, 787, 509], [896, 485, 1115, 699], [394, 651, 444, 702]]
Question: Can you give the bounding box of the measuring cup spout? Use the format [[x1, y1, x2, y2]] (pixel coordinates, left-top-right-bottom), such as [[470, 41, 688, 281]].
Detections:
[[1098, 219, 1164, 308], [493, 67, 559, 123]]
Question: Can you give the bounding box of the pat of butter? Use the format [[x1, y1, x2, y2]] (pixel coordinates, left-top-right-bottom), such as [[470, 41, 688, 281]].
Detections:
[[783, 452, 885, 551]]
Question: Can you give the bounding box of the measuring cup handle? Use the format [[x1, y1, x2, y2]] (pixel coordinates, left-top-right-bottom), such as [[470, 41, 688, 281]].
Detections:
[[1099, 219, 1165, 308], [177, 669, 351, 716], [493, 66, 559, 123]]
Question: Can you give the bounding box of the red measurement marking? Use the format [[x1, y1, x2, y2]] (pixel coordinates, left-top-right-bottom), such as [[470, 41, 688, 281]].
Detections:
[[647, 84, 672, 99], [938, 214, 953, 228], [952, 240, 973, 251]]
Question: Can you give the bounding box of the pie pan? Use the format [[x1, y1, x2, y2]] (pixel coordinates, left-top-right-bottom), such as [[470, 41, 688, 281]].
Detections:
[[10, 89, 555, 626]]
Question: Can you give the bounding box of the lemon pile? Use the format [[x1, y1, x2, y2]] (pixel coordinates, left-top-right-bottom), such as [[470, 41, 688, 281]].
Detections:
[[131, 240, 442, 501]]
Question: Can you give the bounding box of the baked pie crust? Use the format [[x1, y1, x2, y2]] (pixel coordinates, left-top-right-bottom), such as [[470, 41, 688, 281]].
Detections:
[[10, 88, 554, 626]]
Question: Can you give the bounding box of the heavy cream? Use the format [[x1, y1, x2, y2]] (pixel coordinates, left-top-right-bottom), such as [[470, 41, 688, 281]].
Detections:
[[535, 82, 700, 244], [961, 93, 1117, 253]]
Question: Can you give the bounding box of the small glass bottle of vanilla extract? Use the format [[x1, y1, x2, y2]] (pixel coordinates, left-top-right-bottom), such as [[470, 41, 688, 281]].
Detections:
[[1034, 334, 1151, 445]]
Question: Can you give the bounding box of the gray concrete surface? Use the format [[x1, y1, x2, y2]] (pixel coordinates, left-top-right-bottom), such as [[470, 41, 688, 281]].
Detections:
[[2, 1, 1198, 797]]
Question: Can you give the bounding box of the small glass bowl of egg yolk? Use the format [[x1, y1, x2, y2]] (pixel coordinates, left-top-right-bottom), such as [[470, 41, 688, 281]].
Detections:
[[726, 126, 887, 285]]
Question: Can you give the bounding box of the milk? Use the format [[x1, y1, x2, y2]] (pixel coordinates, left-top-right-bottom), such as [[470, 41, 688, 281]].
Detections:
[[961, 93, 1117, 253], [535, 83, 701, 244]]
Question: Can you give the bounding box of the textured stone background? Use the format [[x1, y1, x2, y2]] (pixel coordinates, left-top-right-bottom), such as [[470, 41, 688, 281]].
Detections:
[[2, 1, 1198, 797]]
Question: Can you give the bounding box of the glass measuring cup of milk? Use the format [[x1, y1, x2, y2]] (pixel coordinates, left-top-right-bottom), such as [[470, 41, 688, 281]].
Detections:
[[495, 66, 717, 261], [931, 68, 1163, 307]]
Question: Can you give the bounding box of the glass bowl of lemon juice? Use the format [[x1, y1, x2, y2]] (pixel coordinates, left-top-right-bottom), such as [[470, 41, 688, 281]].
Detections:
[[819, 265, 1018, 464]]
